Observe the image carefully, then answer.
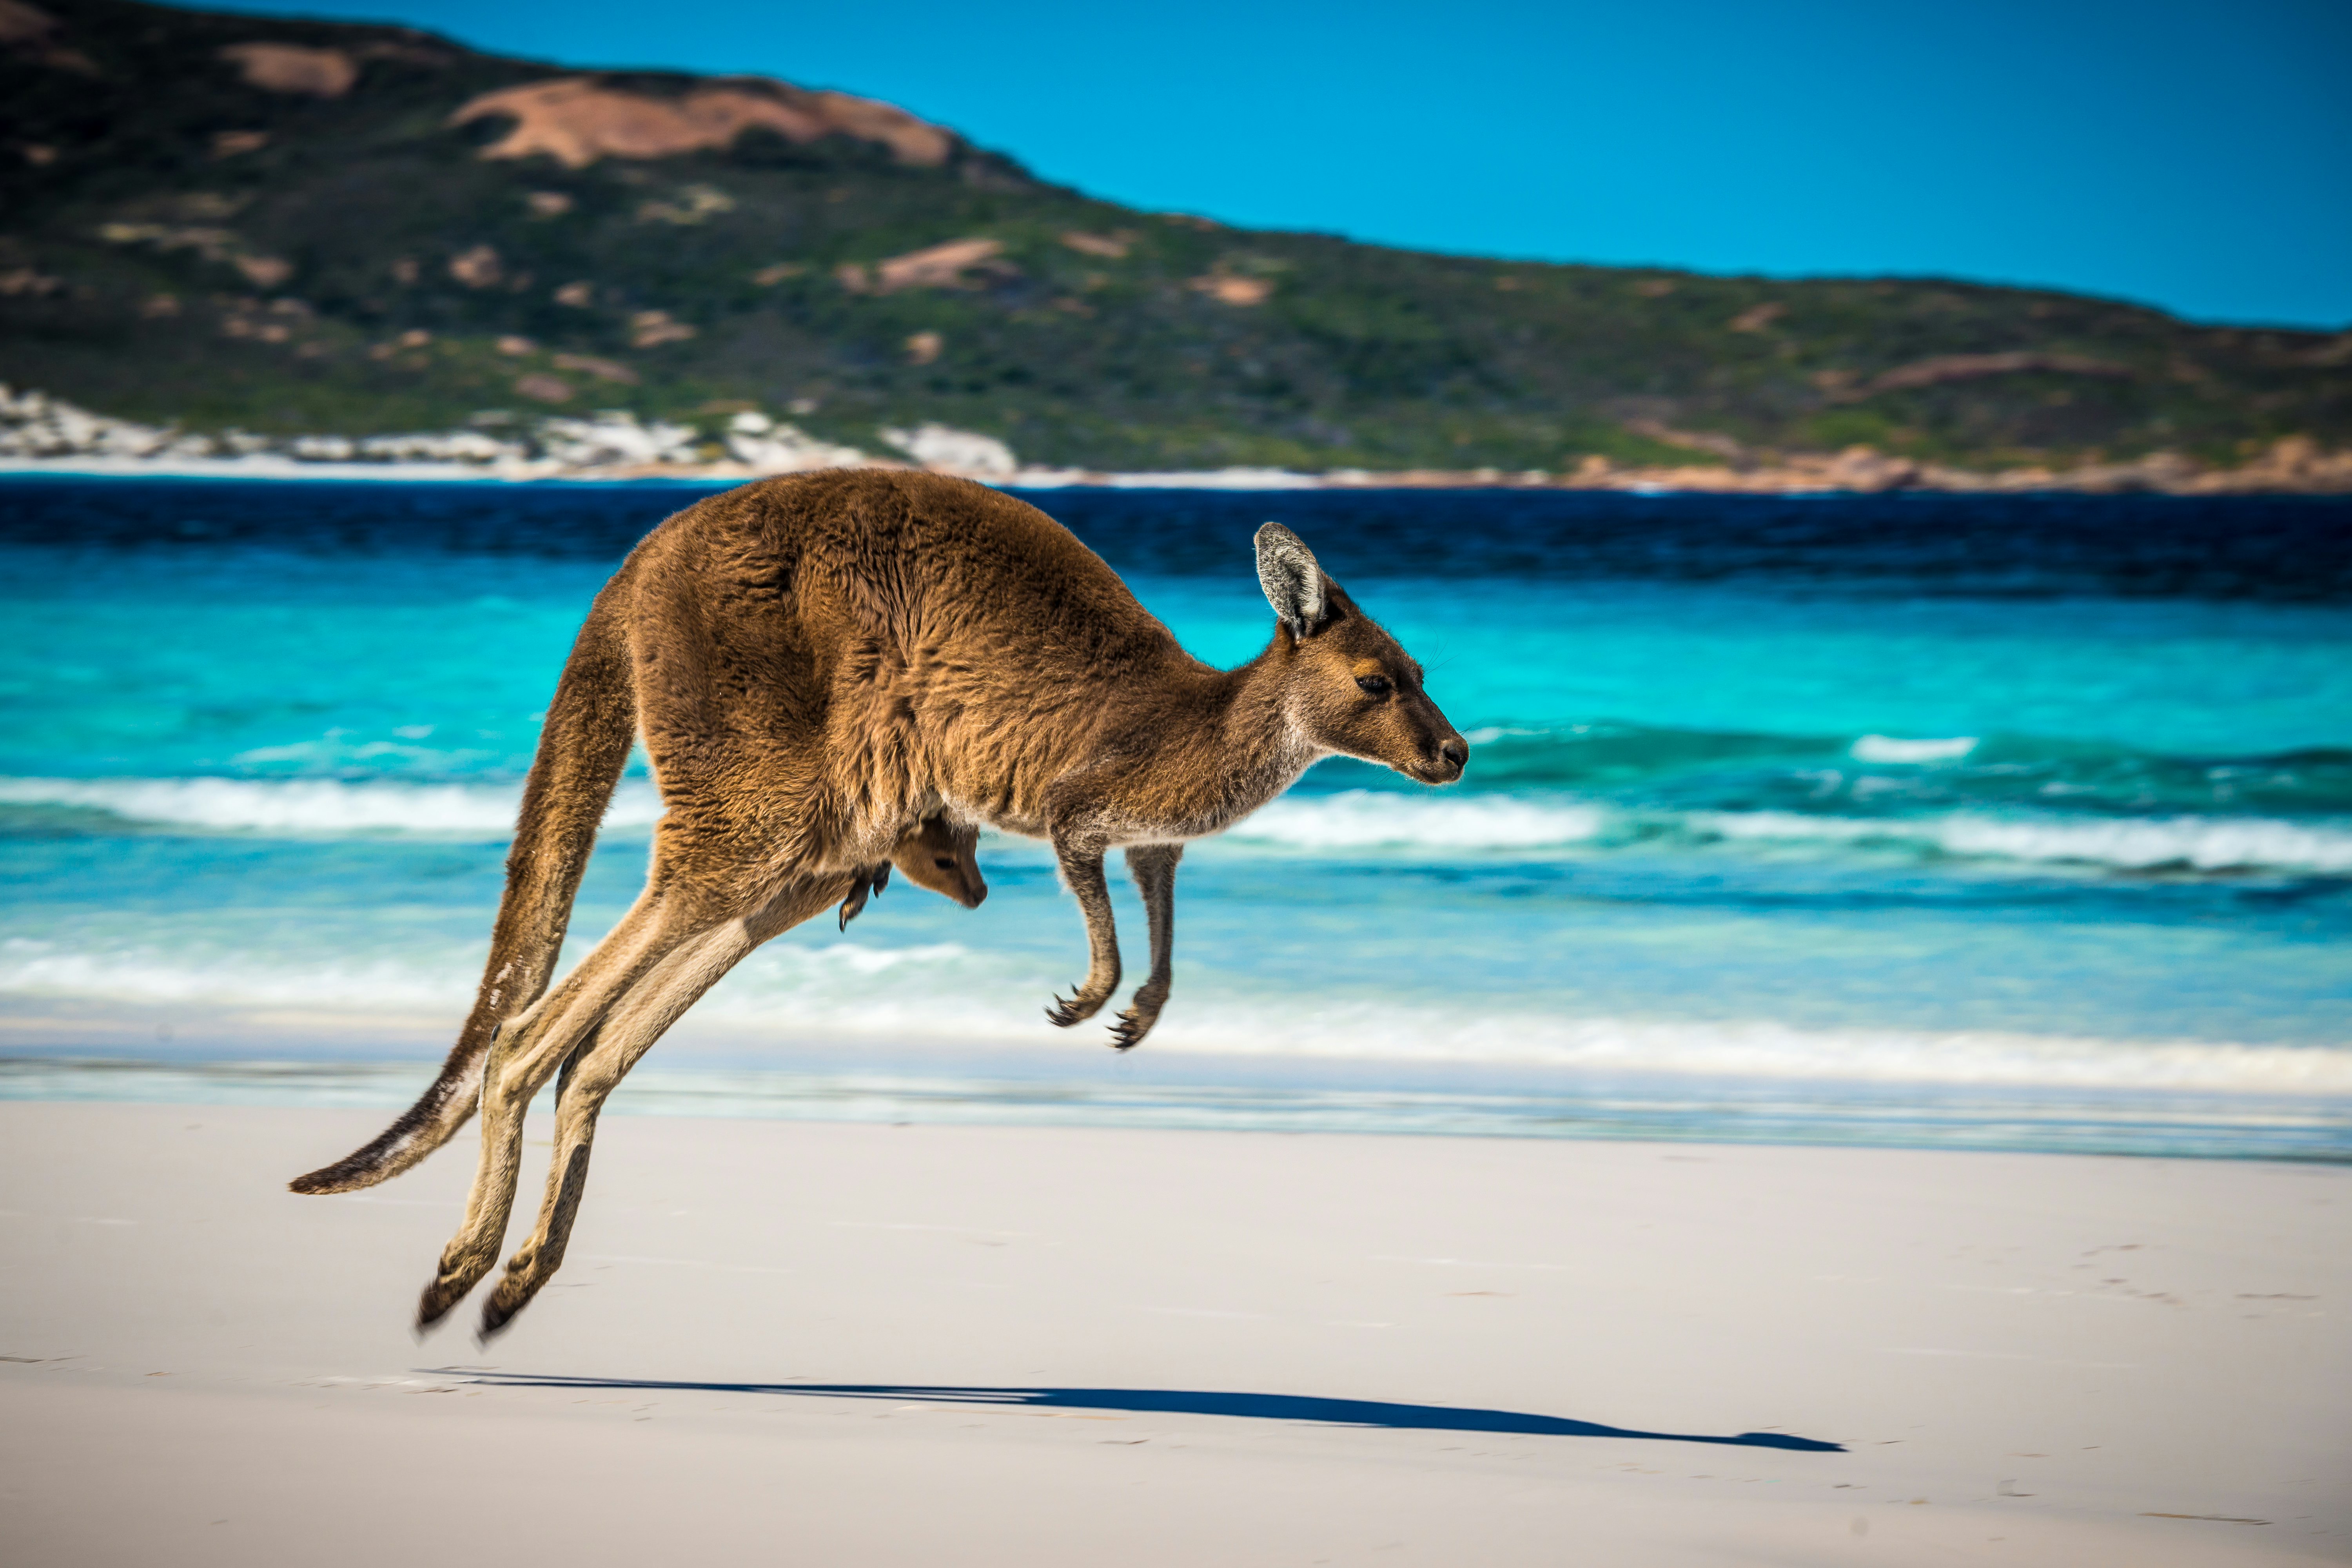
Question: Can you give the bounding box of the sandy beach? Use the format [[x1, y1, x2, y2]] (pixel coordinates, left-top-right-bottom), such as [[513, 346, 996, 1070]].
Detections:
[[1, 1102, 2343, 1565]]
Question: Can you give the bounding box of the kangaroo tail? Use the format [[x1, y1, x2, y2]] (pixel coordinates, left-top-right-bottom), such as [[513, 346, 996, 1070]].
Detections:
[[289, 595, 638, 1195]]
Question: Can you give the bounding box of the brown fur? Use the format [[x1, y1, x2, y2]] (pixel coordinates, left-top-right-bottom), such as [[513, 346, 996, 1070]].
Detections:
[[287, 470, 1464, 1337]]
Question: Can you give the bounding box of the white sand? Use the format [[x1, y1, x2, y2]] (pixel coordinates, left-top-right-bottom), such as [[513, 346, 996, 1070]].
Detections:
[[1, 1102, 2344, 1565]]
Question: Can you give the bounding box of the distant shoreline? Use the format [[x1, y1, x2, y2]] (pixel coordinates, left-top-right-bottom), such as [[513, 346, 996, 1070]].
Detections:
[[5, 446, 2350, 495], [10, 385, 2347, 495]]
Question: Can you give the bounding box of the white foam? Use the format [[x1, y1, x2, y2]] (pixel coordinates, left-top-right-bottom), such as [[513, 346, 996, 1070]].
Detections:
[[0, 937, 969, 1014], [1929, 814, 2352, 872], [1696, 810, 1880, 844], [10, 773, 2347, 876], [1852, 734, 1978, 763], [1136, 1004, 2352, 1093], [1695, 808, 2352, 873], [1234, 793, 2352, 873], [0, 776, 662, 836], [1230, 789, 1607, 850], [0, 944, 465, 1011], [5, 936, 2341, 1094]]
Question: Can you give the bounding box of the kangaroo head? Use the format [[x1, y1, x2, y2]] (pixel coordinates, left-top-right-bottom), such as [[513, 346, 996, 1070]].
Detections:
[[1255, 523, 1468, 785], [889, 812, 987, 907]]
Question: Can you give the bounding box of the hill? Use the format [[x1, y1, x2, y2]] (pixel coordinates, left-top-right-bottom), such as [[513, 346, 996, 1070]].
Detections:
[[3, 0, 2348, 479]]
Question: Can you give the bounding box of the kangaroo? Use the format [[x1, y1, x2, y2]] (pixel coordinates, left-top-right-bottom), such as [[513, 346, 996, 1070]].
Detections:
[[289, 470, 1465, 1337], [838, 811, 986, 929]]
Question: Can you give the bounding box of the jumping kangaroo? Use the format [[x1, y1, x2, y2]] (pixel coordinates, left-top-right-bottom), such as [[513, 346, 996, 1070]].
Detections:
[[290, 470, 1465, 1336]]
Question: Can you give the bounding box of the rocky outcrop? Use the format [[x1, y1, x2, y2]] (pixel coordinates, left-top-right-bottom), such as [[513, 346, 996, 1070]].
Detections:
[[1828, 351, 2134, 402], [879, 422, 1016, 475], [1189, 270, 1274, 306], [0, 0, 56, 42], [723, 411, 868, 473], [449, 77, 953, 170], [2171, 436, 2352, 494], [218, 42, 357, 97], [1060, 230, 1136, 259], [1621, 418, 1750, 462], [0, 0, 94, 73], [534, 410, 702, 469], [4, 383, 2344, 493], [0, 385, 210, 459], [0, 385, 923, 479], [1555, 439, 2352, 495], [836, 238, 1012, 295], [286, 431, 524, 463]]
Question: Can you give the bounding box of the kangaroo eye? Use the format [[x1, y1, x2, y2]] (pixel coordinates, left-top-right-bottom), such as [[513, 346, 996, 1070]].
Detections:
[[1356, 674, 1392, 697], [934, 857, 957, 870]]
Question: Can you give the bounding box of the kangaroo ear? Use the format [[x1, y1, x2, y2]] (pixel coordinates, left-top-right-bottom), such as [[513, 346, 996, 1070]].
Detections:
[[1254, 522, 1329, 638]]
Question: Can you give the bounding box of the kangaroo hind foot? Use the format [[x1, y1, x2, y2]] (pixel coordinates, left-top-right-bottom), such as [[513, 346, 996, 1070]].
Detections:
[[1046, 982, 1116, 1028], [1105, 845, 1181, 1051], [1106, 983, 1169, 1051]]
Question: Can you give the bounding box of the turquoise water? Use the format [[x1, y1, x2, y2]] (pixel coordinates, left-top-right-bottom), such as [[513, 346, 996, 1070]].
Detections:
[[4, 479, 2348, 1155]]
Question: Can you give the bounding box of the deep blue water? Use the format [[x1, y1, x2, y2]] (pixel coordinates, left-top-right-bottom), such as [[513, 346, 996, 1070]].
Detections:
[[4, 477, 2348, 1156]]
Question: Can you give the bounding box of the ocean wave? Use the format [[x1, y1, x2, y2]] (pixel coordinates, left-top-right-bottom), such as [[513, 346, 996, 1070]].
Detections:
[[1851, 734, 1978, 763], [1139, 1004, 2352, 1094], [1233, 791, 1608, 849], [1408, 723, 2352, 814], [4, 938, 2342, 1094], [8, 773, 2346, 875], [0, 937, 972, 1014], [0, 776, 663, 836], [1929, 813, 2352, 872], [1236, 790, 2352, 873], [1692, 808, 2352, 873]]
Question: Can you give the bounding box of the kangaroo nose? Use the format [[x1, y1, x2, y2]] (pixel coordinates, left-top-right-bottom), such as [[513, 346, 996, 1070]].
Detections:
[[1439, 736, 1468, 771]]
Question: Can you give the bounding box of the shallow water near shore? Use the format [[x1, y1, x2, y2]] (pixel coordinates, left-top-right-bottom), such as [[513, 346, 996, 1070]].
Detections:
[[4, 477, 2349, 1157]]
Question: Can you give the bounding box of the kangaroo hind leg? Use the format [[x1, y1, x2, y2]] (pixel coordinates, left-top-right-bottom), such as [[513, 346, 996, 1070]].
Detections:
[[415, 882, 711, 1331], [1045, 840, 1120, 1027], [479, 873, 851, 1336], [1108, 844, 1181, 1051]]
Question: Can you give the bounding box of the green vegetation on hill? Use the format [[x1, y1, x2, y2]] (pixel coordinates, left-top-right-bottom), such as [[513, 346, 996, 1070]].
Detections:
[[3, 0, 2347, 472]]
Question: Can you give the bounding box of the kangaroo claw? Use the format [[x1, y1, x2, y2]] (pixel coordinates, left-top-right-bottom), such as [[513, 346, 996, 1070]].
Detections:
[[837, 862, 893, 930], [477, 1291, 523, 1343], [1107, 1002, 1164, 1051], [415, 1278, 464, 1332], [1046, 989, 1107, 1027]]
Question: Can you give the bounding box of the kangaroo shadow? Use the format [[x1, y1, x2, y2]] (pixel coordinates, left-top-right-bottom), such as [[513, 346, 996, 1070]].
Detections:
[[427, 1371, 1843, 1452]]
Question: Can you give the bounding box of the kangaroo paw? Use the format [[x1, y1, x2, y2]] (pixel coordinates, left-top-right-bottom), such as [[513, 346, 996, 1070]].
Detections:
[[1046, 988, 1110, 1027], [1108, 995, 1166, 1051], [477, 1275, 537, 1342], [416, 1236, 501, 1331], [416, 1274, 470, 1332]]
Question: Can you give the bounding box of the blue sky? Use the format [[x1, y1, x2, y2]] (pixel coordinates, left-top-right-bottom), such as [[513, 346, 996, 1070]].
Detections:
[[194, 0, 2351, 328]]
